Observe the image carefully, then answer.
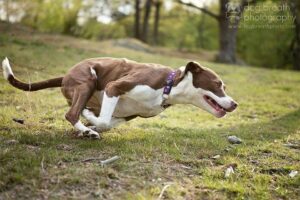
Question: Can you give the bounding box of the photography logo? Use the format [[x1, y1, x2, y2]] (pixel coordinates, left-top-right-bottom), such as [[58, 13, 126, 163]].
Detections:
[[225, 2, 242, 25]]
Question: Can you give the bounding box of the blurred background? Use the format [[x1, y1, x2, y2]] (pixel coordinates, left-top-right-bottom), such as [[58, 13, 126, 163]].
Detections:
[[0, 0, 299, 70]]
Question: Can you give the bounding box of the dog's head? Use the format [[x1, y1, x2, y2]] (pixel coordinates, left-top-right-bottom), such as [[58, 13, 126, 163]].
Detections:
[[179, 62, 238, 118]]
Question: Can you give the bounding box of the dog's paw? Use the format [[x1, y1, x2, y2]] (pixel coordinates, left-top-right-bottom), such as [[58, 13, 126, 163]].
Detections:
[[81, 129, 101, 139]]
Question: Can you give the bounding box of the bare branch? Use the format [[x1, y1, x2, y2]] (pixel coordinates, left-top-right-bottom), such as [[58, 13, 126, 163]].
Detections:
[[177, 0, 220, 20]]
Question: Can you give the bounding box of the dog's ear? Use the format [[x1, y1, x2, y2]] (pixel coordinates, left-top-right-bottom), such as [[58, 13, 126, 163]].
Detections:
[[184, 61, 204, 75], [178, 62, 204, 81]]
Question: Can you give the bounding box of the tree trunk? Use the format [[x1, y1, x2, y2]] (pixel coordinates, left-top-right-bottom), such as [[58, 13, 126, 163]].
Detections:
[[289, 0, 300, 70], [178, 0, 251, 64], [153, 1, 161, 44], [216, 0, 240, 64], [216, 17, 239, 63], [5, 0, 10, 23], [142, 0, 152, 43], [134, 0, 141, 39]]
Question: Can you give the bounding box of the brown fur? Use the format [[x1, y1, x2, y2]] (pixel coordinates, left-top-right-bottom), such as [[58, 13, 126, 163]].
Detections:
[[7, 75, 63, 91], [62, 58, 183, 97], [184, 62, 226, 97]]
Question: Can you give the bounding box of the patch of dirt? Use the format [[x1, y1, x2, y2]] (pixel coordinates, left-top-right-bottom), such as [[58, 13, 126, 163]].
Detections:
[[56, 144, 73, 151], [4, 139, 19, 145], [26, 145, 41, 152]]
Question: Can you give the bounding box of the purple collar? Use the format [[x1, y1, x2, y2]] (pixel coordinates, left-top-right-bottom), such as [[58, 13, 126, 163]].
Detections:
[[162, 71, 177, 107]]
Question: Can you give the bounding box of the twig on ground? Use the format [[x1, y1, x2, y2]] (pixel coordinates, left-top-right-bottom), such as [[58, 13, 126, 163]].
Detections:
[[81, 158, 102, 163], [81, 156, 121, 166], [174, 142, 180, 151], [41, 156, 45, 173], [12, 118, 24, 124], [289, 170, 298, 178], [100, 156, 120, 167], [283, 143, 300, 149], [225, 166, 234, 178], [157, 183, 173, 200]]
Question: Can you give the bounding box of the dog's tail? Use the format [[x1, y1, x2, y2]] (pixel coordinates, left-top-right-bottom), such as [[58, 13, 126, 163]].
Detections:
[[2, 57, 63, 91]]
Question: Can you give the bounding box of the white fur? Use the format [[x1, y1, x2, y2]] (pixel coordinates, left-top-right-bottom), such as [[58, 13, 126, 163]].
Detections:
[[125, 85, 163, 106], [98, 92, 119, 124], [166, 72, 198, 105], [2, 57, 14, 80], [202, 81, 234, 113], [117, 85, 165, 117], [74, 121, 90, 132], [90, 67, 97, 78]]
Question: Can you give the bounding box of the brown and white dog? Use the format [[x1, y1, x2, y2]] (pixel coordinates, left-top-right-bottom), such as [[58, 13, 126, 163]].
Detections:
[[2, 57, 237, 139]]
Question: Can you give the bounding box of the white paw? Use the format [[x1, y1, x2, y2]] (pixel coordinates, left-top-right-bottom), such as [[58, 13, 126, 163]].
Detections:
[[81, 129, 101, 139]]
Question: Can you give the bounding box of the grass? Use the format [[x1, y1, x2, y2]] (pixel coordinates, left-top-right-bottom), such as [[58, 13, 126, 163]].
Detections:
[[0, 23, 300, 199]]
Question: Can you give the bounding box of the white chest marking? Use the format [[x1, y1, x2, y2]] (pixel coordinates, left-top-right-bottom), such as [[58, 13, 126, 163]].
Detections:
[[114, 85, 165, 117]]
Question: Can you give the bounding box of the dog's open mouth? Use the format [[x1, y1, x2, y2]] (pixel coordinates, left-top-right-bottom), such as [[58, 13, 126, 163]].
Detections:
[[204, 95, 228, 116]]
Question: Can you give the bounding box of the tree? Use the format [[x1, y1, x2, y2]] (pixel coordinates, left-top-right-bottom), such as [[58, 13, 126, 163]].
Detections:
[[134, 0, 141, 39], [153, 0, 162, 44], [134, 0, 162, 44], [178, 0, 257, 64], [289, 0, 300, 70], [141, 0, 152, 42]]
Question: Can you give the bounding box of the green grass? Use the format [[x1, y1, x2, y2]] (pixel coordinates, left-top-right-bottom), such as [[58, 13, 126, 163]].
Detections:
[[0, 23, 300, 199]]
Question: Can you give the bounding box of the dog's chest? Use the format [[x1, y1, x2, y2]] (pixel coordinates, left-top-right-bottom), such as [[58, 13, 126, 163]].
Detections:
[[88, 85, 165, 118]]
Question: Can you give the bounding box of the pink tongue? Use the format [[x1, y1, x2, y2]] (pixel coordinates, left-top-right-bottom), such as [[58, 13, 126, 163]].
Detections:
[[215, 103, 222, 111], [216, 103, 225, 112]]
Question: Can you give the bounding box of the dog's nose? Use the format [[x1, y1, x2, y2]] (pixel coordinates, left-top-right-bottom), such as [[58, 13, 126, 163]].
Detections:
[[231, 101, 238, 110]]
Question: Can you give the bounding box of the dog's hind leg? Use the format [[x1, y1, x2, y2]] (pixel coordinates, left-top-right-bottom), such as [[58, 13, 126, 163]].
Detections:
[[65, 83, 100, 139]]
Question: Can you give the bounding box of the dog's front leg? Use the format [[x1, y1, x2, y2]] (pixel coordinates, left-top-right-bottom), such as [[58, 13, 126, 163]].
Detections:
[[85, 80, 131, 130], [82, 109, 126, 131], [94, 92, 119, 129]]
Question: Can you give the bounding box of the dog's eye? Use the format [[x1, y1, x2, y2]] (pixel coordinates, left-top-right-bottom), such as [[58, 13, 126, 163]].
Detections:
[[216, 81, 222, 88]]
